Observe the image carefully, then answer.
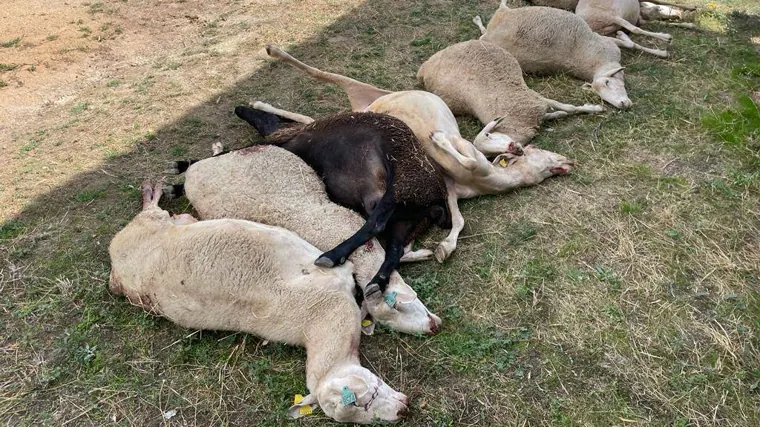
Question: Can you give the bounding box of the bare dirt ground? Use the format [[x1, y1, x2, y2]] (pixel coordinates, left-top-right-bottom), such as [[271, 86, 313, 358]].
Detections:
[[1, 0, 759, 426], [1, 0, 360, 218]]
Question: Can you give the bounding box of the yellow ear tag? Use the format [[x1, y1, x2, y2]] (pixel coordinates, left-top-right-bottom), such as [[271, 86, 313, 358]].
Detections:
[[293, 394, 313, 416], [499, 158, 509, 168], [361, 319, 373, 328]]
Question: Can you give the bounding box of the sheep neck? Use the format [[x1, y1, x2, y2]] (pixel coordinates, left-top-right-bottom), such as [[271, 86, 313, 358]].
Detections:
[[303, 297, 362, 392], [470, 163, 533, 195]]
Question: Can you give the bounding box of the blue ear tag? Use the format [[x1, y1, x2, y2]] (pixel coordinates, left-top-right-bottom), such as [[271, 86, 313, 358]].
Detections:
[[384, 291, 398, 307], [341, 386, 357, 406]]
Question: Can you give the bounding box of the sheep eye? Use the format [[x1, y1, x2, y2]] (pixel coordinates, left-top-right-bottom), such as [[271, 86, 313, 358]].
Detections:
[[605, 80, 611, 87], [485, 132, 491, 137]]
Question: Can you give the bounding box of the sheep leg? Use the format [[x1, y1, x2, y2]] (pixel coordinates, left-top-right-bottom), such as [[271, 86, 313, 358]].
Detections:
[[643, 19, 696, 29], [266, 44, 392, 111], [429, 131, 479, 171], [141, 181, 163, 210], [541, 98, 605, 118], [162, 184, 185, 200], [365, 221, 415, 295], [472, 16, 487, 36], [434, 179, 464, 263], [315, 193, 395, 268], [400, 247, 435, 263], [543, 111, 569, 120], [249, 101, 314, 124], [613, 32, 669, 58], [141, 182, 154, 210], [614, 16, 672, 41], [641, 0, 696, 11]]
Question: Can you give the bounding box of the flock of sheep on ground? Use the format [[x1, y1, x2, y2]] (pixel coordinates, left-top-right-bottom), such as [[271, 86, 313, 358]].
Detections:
[[108, 0, 699, 423]]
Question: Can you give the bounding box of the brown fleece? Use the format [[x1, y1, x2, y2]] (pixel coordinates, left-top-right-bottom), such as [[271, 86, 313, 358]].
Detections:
[[266, 112, 447, 207]]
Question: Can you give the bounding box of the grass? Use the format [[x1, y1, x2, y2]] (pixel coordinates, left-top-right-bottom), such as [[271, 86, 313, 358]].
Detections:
[[1, 0, 759, 425], [1, 37, 21, 48]]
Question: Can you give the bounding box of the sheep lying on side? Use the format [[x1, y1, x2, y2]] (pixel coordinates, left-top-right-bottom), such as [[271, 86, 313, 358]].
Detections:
[[529, 0, 697, 18], [576, 0, 675, 58], [474, 2, 632, 109], [263, 44, 574, 263], [166, 145, 442, 335], [639, 1, 697, 25], [231, 110, 450, 297], [109, 182, 408, 424], [417, 40, 604, 154]]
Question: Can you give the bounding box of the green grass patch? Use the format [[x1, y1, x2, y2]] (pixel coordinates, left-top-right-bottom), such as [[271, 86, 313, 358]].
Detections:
[[73, 187, 107, 203], [169, 145, 187, 156], [702, 94, 760, 147], [619, 198, 645, 214], [87, 2, 105, 14], [0, 219, 25, 239], [1, 37, 21, 48], [70, 102, 89, 114]]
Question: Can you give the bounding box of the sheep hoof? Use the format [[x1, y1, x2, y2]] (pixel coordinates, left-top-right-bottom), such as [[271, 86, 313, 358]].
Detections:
[[211, 142, 224, 156], [163, 161, 180, 175], [364, 283, 382, 299], [434, 243, 452, 263], [314, 256, 335, 268], [162, 185, 177, 199]]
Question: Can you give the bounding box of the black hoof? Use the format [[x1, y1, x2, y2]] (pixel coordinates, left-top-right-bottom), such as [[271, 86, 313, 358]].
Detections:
[[364, 283, 382, 299], [163, 161, 180, 175], [314, 256, 335, 268], [162, 185, 177, 200]]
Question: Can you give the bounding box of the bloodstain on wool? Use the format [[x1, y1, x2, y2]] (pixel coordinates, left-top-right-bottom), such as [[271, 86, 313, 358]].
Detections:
[[238, 145, 266, 155]]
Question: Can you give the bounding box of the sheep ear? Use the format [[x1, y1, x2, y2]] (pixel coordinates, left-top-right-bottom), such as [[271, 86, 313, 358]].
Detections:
[[603, 66, 625, 77], [395, 292, 417, 305], [288, 393, 318, 418], [481, 116, 505, 135], [359, 302, 375, 335]]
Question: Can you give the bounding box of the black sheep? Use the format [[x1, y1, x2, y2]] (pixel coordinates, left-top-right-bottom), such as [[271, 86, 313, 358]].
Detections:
[[234, 107, 450, 296]]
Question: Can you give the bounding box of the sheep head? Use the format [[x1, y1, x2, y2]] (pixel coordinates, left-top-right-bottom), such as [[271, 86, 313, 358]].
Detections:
[[590, 67, 632, 109], [362, 273, 442, 336], [290, 364, 408, 423]]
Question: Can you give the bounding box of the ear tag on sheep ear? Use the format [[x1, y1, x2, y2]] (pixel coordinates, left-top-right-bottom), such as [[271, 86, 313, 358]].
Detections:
[[384, 291, 398, 307], [293, 394, 313, 416], [361, 319, 373, 328], [499, 158, 509, 168], [341, 387, 357, 406]]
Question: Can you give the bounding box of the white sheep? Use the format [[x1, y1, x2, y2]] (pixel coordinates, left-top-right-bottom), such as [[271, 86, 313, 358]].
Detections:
[[576, 0, 677, 58], [529, 0, 698, 18], [262, 44, 575, 262], [109, 181, 409, 424], [417, 40, 605, 155], [639, 1, 697, 25], [167, 144, 442, 335], [474, 1, 632, 109]]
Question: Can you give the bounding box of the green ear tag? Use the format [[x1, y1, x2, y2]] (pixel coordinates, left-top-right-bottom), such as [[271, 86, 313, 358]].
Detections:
[[384, 291, 398, 307], [341, 386, 356, 406]]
